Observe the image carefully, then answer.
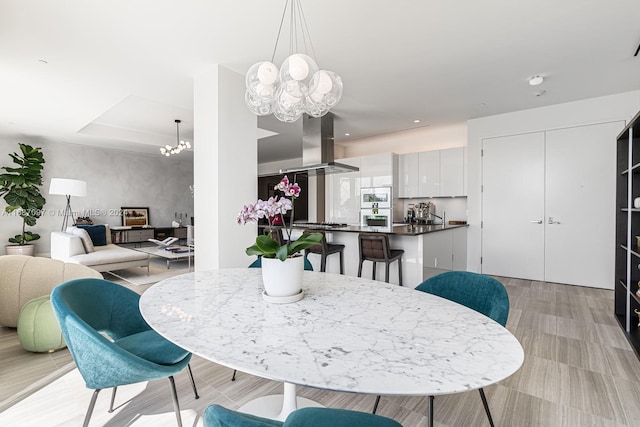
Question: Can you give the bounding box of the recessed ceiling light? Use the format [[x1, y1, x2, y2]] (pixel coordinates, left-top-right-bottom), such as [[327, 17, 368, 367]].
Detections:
[[344, 133, 350, 136], [529, 75, 544, 86], [413, 119, 421, 123]]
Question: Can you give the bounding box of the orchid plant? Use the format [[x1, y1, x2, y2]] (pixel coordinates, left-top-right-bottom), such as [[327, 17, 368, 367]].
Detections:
[[237, 176, 322, 261]]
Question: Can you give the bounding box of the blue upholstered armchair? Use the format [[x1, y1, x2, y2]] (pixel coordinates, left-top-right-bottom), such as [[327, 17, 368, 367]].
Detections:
[[412, 271, 509, 427], [203, 405, 403, 427], [415, 270, 509, 326], [51, 278, 198, 427]]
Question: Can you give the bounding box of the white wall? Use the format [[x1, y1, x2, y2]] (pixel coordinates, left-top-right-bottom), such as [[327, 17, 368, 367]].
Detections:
[[194, 65, 257, 270], [339, 122, 467, 157], [0, 137, 193, 256], [467, 90, 640, 273], [258, 157, 302, 176]]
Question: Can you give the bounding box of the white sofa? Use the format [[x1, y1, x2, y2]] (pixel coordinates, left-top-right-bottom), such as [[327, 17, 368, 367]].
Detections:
[[50, 230, 149, 273]]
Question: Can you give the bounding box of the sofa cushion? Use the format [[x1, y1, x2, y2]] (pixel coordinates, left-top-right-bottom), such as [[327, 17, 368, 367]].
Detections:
[[69, 244, 148, 266], [77, 225, 107, 246], [72, 228, 94, 253]]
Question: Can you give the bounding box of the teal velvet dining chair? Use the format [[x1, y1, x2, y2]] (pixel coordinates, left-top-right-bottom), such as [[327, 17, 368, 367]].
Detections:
[[51, 278, 199, 427], [373, 271, 508, 426], [203, 404, 403, 427]]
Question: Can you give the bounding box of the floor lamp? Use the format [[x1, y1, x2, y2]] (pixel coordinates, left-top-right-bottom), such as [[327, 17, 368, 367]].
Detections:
[[49, 178, 87, 231]]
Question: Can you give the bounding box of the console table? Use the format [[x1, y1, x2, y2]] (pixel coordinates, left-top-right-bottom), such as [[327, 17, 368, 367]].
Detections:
[[111, 226, 188, 244]]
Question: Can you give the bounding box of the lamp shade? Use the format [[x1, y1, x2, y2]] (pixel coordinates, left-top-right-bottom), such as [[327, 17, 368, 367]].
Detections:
[[49, 178, 87, 197]]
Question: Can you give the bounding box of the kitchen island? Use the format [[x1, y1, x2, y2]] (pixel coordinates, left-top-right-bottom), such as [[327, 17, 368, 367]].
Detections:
[[280, 223, 468, 287]]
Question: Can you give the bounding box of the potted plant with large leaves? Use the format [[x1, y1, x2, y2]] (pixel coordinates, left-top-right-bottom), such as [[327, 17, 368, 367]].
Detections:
[[0, 143, 46, 256], [237, 175, 322, 301]]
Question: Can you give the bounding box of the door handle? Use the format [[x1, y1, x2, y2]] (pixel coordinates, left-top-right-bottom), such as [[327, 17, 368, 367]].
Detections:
[[530, 220, 543, 224], [548, 217, 561, 224]]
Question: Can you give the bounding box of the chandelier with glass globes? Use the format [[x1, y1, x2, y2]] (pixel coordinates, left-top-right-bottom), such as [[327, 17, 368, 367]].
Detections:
[[244, 0, 343, 123], [160, 119, 191, 157]]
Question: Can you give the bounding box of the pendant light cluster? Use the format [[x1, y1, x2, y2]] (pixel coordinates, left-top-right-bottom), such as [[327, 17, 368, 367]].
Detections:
[[245, 0, 343, 123], [160, 119, 191, 157]]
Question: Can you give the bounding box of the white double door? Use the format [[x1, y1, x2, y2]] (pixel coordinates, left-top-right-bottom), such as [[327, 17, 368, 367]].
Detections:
[[481, 121, 623, 289]]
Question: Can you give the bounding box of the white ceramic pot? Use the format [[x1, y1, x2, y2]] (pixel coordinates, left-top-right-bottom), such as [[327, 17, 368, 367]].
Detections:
[[5, 244, 35, 256], [261, 256, 304, 297]]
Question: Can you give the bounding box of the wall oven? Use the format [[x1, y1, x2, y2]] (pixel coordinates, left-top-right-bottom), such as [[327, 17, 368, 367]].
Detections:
[[361, 187, 392, 209]]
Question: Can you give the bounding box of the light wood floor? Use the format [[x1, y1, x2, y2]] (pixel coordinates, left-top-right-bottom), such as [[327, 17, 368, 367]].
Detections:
[[2, 271, 640, 426]]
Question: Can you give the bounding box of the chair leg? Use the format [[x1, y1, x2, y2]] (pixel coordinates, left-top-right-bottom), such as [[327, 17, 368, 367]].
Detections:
[[168, 376, 183, 427], [372, 395, 381, 414], [187, 363, 199, 399], [385, 261, 390, 283], [427, 395, 434, 427], [231, 369, 237, 381], [398, 258, 403, 286], [372, 262, 376, 280], [479, 388, 495, 427], [339, 251, 344, 274], [108, 386, 117, 413], [320, 254, 327, 272], [82, 389, 101, 427]]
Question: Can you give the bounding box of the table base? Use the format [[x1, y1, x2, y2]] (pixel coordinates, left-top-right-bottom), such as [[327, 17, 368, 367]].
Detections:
[[238, 382, 324, 421]]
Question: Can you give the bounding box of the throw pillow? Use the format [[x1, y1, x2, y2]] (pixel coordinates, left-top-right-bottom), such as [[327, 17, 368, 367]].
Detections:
[[72, 228, 95, 253], [77, 225, 107, 246]]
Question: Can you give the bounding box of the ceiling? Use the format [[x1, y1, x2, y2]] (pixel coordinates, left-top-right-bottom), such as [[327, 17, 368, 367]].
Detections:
[[1, 0, 639, 163]]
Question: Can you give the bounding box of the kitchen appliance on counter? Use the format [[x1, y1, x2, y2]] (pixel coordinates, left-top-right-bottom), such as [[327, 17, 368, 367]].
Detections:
[[361, 187, 393, 230], [409, 201, 445, 225]]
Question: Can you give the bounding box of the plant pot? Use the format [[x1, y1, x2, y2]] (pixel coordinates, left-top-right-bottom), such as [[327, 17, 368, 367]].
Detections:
[[261, 256, 304, 298], [5, 244, 35, 256]]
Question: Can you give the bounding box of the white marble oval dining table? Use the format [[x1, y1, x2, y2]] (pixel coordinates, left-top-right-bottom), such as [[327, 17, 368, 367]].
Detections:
[[139, 269, 524, 422]]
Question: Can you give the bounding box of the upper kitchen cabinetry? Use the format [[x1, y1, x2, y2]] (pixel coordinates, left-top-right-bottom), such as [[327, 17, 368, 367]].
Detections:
[[326, 153, 398, 224], [399, 153, 419, 198], [418, 150, 440, 197], [360, 153, 395, 188], [398, 147, 466, 198]]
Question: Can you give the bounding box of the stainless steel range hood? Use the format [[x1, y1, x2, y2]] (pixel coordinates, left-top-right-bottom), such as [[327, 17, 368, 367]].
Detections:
[[279, 113, 358, 223], [279, 113, 359, 175], [279, 161, 358, 175]]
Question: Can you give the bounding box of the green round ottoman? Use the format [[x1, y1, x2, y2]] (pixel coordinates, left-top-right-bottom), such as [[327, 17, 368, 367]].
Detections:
[[17, 296, 66, 353]]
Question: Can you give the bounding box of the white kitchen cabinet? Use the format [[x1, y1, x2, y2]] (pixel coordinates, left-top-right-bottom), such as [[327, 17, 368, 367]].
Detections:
[[398, 153, 419, 198], [326, 157, 361, 224], [418, 150, 440, 197], [452, 226, 467, 271], [422, 227, 467, 279], [398, 148, 465, 198], [463, 147, 468, 196], [440, 147, 464, 196], [360, 153, 395, 188]]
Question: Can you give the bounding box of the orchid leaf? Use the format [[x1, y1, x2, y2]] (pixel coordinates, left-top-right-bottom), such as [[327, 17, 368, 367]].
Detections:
[[287, 232, 323, 255], [275, 244, 289, 261]]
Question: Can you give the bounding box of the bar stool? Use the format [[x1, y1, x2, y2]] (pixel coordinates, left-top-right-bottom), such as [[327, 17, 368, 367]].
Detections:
[[358, 233, 404, 285], [304, 231, 345, 274]]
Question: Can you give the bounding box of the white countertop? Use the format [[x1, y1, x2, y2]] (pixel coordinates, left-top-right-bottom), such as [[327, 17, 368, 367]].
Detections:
[[140, 269, 523, 396]]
